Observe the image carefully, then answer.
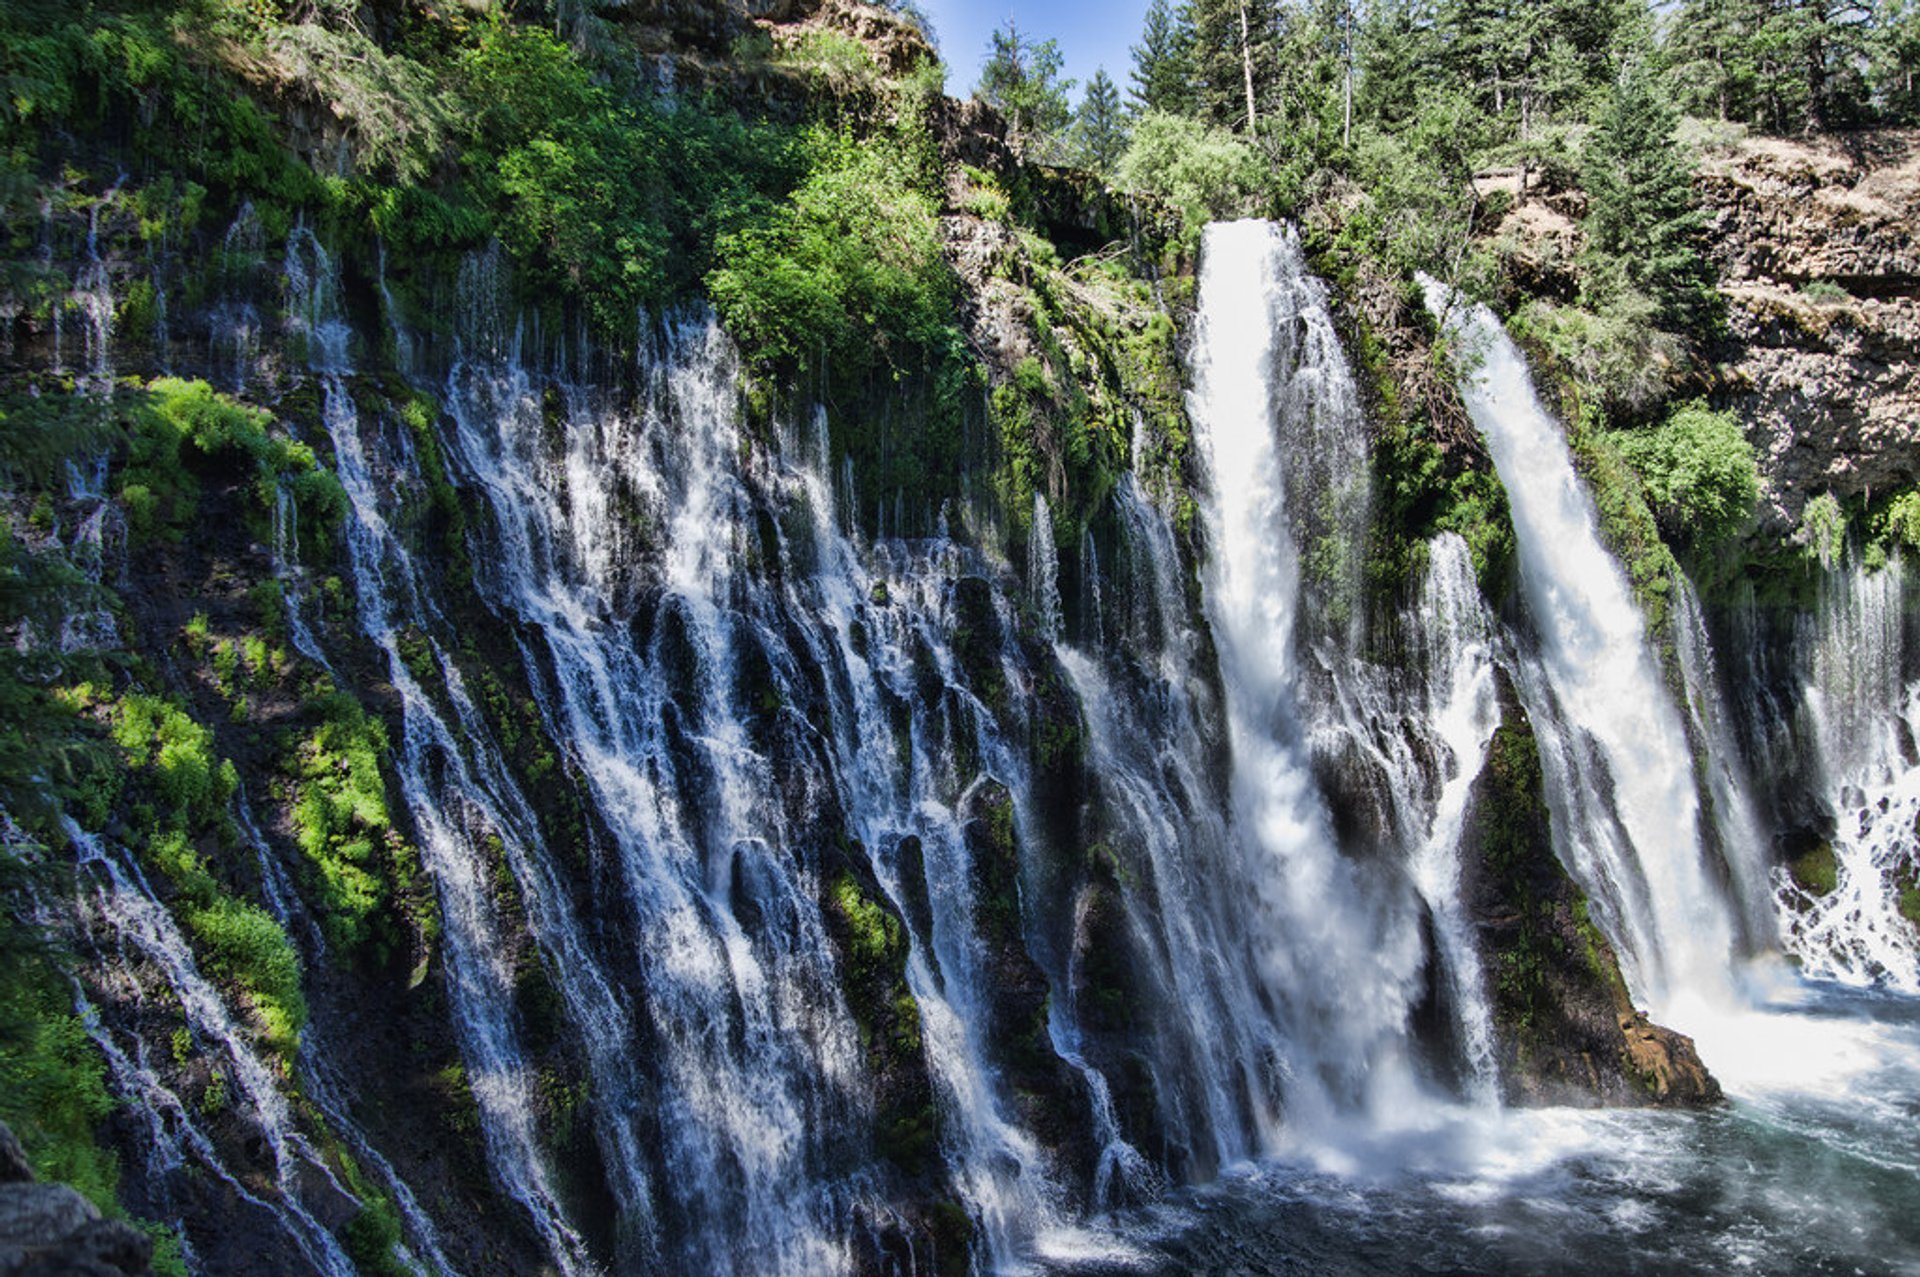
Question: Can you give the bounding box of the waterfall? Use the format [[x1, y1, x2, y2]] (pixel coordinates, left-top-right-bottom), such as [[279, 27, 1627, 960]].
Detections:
[[1186, 221, 1427, 1134], [1030, 492, 1063, 642], [1776, 558, 1920, 990], [63, 824, 364, 1277], [287, 230, 605, 1276], [1422, 279, 1737, 1015], [1674, 576, 1780, 952], [1055, 472, 1293, 1173], [1402, 535, 1504, 1104]]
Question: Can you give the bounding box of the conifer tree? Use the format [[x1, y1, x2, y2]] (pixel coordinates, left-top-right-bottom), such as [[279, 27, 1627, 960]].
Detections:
[[1871, 0, 1920, 120], [1582, 59, 1718, 333], [1189, 0, 1283, 131], [1074, 69, 1132, 174], [978, 21, 1076, 158], [1130, 0, 1198, 114]]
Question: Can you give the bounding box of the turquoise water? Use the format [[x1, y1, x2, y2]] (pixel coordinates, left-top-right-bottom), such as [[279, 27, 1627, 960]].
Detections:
[[1033, 982, 1920, 1276]]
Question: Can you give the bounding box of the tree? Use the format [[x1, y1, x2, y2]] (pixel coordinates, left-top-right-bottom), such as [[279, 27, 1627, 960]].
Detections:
[[1189, 0, 1282, 131], [1614, 403, 1760, 548], [1073, 69, 1131, 174], [1666, 0, 1877, 132], [1871, 0, 1920, 120], [978, 21, 1075, 159], [1130, 0, 1197, 114], [1581, 59, 1718, 334], [1665, 0, 1763, 122], [1356, 0, 1443, 127], [1115, 111, 1264, 219]]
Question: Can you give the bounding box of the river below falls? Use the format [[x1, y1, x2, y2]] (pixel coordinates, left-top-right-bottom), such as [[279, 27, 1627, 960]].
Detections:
[[1028, 975, 1920, 1276]]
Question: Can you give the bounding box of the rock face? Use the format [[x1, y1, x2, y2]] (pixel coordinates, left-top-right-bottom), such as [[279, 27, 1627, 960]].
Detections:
[[0, 1123, 152, 1277], [1457, 688, 1722, 1109], [1697, 131, 1920, 530]]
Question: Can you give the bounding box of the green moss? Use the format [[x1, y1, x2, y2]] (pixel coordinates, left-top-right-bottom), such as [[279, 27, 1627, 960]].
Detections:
[[830, 871, 906, 985], [286, 692, 422, 954], [1789, 843, 1838, 897]]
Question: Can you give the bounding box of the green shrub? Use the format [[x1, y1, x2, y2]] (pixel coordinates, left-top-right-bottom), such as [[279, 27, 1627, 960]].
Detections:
[[117, 379, 343, 547], [0, 991, 118, 1209], [288, 694, 398, 949], [709, 123, 958, 378], [1879, 490, 1920, 554], [1611, 402, 1759, 550], [1803, 492, 1847, 568], [1514, 294, 1686, 418], [186, 897, 307, 1054], [458, 20, 794, 334], [1114, 111, 1263, 224], [112, 695, 234, 827]]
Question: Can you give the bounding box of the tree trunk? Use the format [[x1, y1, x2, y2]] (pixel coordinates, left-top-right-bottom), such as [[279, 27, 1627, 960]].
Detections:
[[1238, 0, 1259, 132], [1342, 0, 1354, 149]]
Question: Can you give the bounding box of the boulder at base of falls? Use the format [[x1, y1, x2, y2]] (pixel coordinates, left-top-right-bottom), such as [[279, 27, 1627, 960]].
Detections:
[[1618, 1012, 1721, 1106], [1457, 682, 1724, 1110], [0, 1122, 153, 1277]]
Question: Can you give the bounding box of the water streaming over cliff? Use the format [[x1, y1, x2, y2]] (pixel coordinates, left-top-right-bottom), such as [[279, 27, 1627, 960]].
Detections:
[[28, 197, 1920, 1277], [1764, 558, 1920, 990], [1422, 279, 1738, 1015]]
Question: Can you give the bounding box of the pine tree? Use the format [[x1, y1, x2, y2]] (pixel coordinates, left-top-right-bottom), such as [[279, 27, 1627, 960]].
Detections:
[[1357, 0, 1443, 126], [978, 21, 1076, 158], [1582, 59, 1718, 333], [1871, 0, 1920, 120], [1130, 0, 1198, 114], [1189, 0, 1283, 131], [1073, 69, 1131, 173]]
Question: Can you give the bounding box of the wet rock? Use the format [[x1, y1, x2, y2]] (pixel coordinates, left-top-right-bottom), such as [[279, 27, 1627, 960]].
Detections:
[[1458, 685, 1725, 1109], [1619, 1011, 1722, 1105], [0, 1122, 153, 1276]]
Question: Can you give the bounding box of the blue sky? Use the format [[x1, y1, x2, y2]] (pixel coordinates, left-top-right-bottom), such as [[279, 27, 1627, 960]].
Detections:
[[915, 0, 1154, 107]]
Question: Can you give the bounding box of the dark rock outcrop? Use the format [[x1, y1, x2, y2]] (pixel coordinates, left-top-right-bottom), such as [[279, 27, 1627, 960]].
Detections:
[[0, 1124, 152, 1277], [1458, 685, 1722, 1109]]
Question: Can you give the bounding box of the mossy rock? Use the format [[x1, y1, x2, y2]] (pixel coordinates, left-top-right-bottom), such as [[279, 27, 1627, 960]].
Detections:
[[1789, 843, 1838, 897]]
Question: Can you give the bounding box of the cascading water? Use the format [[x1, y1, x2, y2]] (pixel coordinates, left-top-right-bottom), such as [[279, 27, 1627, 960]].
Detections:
[[1396, 535, 1504, 1103], [1185, 221, 1429, 1136], [1674, 575, 1780, 951], [63, 823, 365, 1277], [287, 229, 605, 1276], [1773, 557, 1920, 990], [1053, 472, 1292, 1175], [1422, 278, 1738, 1015]]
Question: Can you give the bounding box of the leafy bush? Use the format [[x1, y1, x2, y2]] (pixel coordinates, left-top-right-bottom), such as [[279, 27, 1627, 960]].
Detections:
[[458, 20, 793, 333], [1803, 492, 1847, 567], [0, 990, 118, 1208], [288, 693, 400, 950], [112, 695, 235, 826], [1114, 111, 1263, 223], [1611, 402, 1759, 550], [1878, 490, 1920, 554], [1513, 294, 1686, 418], [710, 124, 958, 377], [186, 897, 307, 1053], [117, 379, 344, 546]]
